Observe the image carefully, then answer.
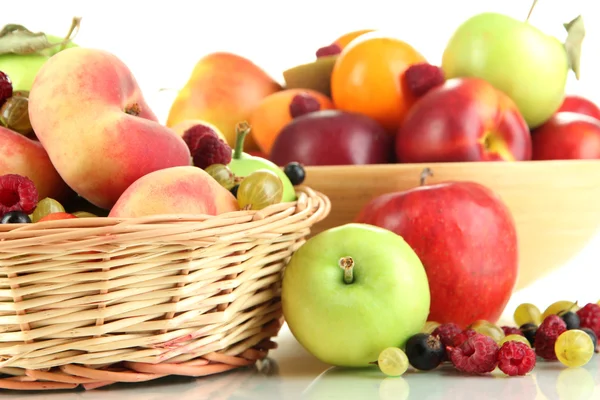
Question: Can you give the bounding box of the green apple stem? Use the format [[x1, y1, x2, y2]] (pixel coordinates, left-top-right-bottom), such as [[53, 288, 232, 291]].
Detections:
[[419, 168, 433, 186], [339, 256, 354, 284], [233, 121, 251, 160], [525, 0, 538, 21]]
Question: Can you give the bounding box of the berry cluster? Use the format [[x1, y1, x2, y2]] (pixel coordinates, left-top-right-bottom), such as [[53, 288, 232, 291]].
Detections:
[[376, 300, 600, 378]]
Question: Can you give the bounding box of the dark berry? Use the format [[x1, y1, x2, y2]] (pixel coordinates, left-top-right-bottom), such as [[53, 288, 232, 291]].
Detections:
[[449, 333, 499, 374], [519, 323, 537, 347], [230, 184, 239, 198], [182, 124, 232, 169], [283, 162, 306, 186], [560, 311, 580, 330], [316, 43, 342, 58], [576, 303, 600, 338], [404, 333, 445, 371], [1, 211, 31, 224], [289, 93, 321, 119], [580, 327, 598, 352], [497, 341, 536, 376], [0, 71, 13, 106], [403, 63, 445, 98], [0, 174, 39, 217], [431, 323, 462, 360], [535, 315, 567, 360]]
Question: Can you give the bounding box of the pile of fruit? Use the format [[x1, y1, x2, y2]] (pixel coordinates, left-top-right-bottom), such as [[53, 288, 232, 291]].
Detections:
[[165, 5, 597, 167]]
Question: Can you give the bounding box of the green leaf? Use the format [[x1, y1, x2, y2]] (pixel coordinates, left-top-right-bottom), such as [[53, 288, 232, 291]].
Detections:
[[564, 15, 585, 80], [0, 17, 81, 56]]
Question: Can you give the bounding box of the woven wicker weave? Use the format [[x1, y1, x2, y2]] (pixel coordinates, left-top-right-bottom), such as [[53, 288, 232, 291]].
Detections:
[[0, 186, 330, 391]]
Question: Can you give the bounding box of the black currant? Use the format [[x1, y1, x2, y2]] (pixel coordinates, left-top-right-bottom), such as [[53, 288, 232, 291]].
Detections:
[[581, 328, 598, 352], [520, 323, 537, 347], [283, 162, 306, 186], [1, 211, 31, 224], [230, 184, 240, 198], [404, 333, 445, 371], [560, 311, 580, 330]]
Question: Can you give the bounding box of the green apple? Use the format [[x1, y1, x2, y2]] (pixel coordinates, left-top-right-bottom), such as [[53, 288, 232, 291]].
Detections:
[[281, 223, 430, 367], [228, 122, 296, 202], [0, 21, 79, 91], [441, 9, 584, 128]]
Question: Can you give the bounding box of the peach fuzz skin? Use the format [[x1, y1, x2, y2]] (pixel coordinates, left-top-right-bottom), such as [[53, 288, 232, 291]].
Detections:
[[396, 77, 532, 163], [0, 126, 71, 201], [166, 52, 282, 151], [108, 166, 239, 218], [28, 47, 192, 210]]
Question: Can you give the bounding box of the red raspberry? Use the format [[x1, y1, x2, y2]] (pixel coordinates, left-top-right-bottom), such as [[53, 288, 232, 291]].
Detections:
[[289, 93, 322, 119], [182, 124, 232, 169], [450, 329, 477, 348], [0, 174, 38, 217], [497, 341, 536, 376], [0, 71, 13, 105], [535, 315, 567, 361], [502, 326, 524, 336], [403, 62, 446, 98], [316, 43, 342, 58], [432, 322, 462, 361], [577, 303, 600, 338], [449, 332, 499, 374]]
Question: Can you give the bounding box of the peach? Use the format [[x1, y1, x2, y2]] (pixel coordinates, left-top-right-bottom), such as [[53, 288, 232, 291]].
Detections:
[[166, 52, 282, 151], [28, 48, 191, 210], [0, 126, 71, 201], [108, 166, 239, 218]]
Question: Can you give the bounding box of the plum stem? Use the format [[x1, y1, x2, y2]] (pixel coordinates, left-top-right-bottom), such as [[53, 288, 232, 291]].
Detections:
[[233, 121, 251, 160], [419, 168, 433, 186], [525, 0, 538, 22], [339, 256, 354, 284]]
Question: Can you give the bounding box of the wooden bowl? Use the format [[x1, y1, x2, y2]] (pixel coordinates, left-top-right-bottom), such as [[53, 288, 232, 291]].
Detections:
[[303, 160, 600, 291]]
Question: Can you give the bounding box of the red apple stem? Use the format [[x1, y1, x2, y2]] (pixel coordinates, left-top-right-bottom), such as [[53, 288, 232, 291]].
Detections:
[[233, 121, 251, 160], [419, 168, 433, 186], [339, 256, 354, 284]]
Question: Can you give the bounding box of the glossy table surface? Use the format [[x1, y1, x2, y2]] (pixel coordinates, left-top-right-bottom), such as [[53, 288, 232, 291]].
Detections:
[[5, 235, 600, 400]]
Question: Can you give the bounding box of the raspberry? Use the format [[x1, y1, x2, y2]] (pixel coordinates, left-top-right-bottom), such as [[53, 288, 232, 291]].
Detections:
[[316, 43, 342, 58], [535, 315, 567, 360], [497, 341, 536, 376], [0, 174, 38, 217], [403, 62, 446, 98], [432, 322, 462, 361], [576, 303, 600, 338], [502, 326, 524, 336], [182, 124, 232, 169], [289, 93, 321, 119], [449, 332, 499, 374], [450, 329, 477, 348], [0, 71, 13, 106]]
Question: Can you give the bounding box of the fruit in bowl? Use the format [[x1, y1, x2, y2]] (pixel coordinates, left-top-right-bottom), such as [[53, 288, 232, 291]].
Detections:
[[270, 109, 394, 166], [531, 112, 600, 160], [354, 170, 518, 328], [558, 95, 600, 121], [28, 47, 192, 210], [441, 6, 585, 128], [395, 77, 532, 163], [282, 223, 430, 367]]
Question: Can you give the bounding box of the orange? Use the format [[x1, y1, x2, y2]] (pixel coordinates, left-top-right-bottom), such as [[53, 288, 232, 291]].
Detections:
[[249, 89, 334, 155], [334, 29, 374, 49], [330, 32, 427, 132]]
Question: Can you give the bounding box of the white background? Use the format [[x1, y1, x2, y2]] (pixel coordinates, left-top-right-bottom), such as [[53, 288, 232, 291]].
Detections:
[[3, 0, 600, 312]]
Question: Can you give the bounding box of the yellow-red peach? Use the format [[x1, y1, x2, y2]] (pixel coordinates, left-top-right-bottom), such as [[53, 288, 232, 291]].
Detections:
[[28, 47, 192, 210], [0, 126, 71, 201], [108, 166, 239, 218]]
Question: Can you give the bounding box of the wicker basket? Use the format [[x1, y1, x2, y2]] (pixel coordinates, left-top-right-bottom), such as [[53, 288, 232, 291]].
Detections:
[[0, 186, 330, 391]]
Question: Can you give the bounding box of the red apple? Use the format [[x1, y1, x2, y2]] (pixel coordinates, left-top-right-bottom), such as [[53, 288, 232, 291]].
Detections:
[[558, 95, 600, 121], [531, 112, 600, 160], [395, 77, 532, 163], [269, 109, 394, 166], [354, 171, 518, 328]]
